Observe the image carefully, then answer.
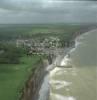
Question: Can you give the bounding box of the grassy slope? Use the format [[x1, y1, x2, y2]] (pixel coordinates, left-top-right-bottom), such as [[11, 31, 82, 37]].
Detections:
[[0, 55, 41, 100]]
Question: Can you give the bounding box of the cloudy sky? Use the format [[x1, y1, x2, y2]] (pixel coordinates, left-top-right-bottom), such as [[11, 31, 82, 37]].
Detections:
[[0, 0, 97, 24]]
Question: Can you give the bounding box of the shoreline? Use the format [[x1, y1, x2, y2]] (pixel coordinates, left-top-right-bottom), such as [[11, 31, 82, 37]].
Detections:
[[20, 28, 97, 100], [48, 28, 97, 100], [38, 47, 74, 100], [37, 28, 97, 100]]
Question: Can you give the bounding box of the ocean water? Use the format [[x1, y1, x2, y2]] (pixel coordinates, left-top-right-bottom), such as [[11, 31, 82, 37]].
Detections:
[[49, 29, 97, 100]]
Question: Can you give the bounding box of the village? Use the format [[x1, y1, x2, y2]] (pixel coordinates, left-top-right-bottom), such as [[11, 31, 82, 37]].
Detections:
[[16, 36, 75, 56]]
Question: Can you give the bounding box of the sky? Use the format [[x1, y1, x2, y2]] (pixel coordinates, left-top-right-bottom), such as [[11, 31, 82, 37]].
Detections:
[[0, 0, 97, 24]]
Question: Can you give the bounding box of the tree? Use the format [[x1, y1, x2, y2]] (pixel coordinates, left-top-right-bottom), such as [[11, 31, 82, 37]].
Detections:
[[0, 43, 25, 64]]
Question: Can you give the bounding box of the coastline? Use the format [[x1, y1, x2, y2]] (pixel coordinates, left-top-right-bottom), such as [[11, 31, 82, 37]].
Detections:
[[20, 28, 97, 100], [0, 23, 97, 100], [38, 47, 73, 100], [49, 28, 97, 100], [38, 28, 97, 100]]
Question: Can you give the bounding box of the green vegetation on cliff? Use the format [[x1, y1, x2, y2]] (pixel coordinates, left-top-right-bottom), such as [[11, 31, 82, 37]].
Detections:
[[0, 55, 42, 100], [0, 43, 26, 64]]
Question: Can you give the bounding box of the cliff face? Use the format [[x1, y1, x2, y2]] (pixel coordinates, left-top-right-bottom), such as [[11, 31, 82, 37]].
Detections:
[[20, 59, 49, 100]]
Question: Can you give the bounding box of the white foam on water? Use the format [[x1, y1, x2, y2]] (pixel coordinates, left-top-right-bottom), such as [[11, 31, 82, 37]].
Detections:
[[46, 64, 55, 71], [56, 71, 63, 75], [82, 29, 96, 37], [74, 29, 96, 49], [75, 41, 82, 47], [55, 69, 68, 75], [50, 80, 72, 89], [74, 35, 84, 49], [49, 29, 97, 100], [61, 34, 84, 67], [70, 33, 85, 55], [78, 35, 84, 41], [61, 54, 72, 66], [50, 67, 62, 77], [66, 88, 70, 91], [64, 70, 67, 73], [70, 29, 96, 56], [70, 48, 76, 53], [50, 93, 76, 100]]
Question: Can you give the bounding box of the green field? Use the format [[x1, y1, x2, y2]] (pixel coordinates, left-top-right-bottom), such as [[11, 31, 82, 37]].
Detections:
[[0, 24, 93, 41], [0, 55, 41, 100]]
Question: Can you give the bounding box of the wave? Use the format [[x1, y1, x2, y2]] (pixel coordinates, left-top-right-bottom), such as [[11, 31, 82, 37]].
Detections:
[[50, 80, 72, 89], [50, 93, 76, 100]]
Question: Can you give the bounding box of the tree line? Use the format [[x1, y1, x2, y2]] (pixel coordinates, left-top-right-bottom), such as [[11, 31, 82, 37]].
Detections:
[[0, 42, 26, 64]]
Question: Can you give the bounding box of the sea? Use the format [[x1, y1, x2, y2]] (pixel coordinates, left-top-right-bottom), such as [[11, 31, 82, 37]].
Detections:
[[38, 29, 97, 100], [49, 29, 97, 100]]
